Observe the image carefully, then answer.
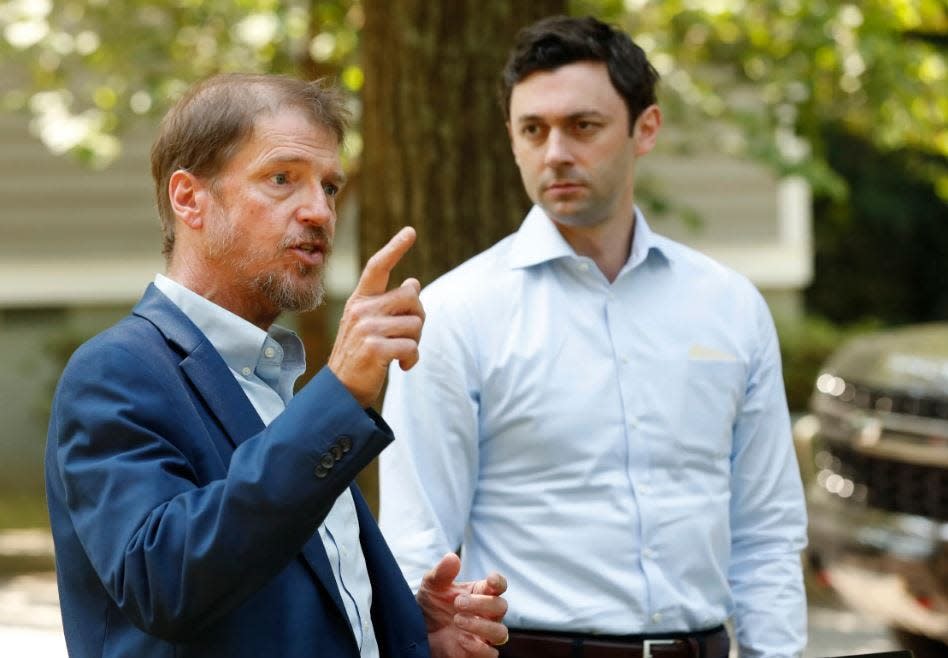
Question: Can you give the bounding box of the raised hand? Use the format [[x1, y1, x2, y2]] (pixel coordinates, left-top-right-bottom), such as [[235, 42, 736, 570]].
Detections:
[[328, 227, 425, 407], [417, 553, 509, 658]]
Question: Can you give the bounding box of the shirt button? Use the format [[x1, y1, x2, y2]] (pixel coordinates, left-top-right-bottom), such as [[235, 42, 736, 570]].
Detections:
[[620, 356, 629, 365], [639, 484, 651, 495], [643, 548, 656, 559], [578, 262, 590, 271], [628, 417, 639, 429], [652, 613, 663, 624], [264, 347, 276, 358], [241, 366, 252, 376]]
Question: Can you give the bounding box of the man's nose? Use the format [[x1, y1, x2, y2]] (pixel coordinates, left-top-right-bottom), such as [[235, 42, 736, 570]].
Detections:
[[296, 186, 334, 226], [543, 130, 574, 167]]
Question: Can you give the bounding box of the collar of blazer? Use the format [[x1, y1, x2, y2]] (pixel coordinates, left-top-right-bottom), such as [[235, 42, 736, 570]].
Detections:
[[133, 283, 266, 448], [131, 284, 360, 628]]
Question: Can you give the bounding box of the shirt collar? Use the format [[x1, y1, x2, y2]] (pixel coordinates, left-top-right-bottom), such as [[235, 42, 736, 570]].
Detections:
[[153, 274, 305, 388], [507, 205, 577, 269], [621, 207, 668, 276], [508, 205, 669, 273]]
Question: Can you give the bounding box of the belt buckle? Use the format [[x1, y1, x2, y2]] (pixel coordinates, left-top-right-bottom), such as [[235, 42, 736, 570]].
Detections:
[[642, 639, 676, 658]]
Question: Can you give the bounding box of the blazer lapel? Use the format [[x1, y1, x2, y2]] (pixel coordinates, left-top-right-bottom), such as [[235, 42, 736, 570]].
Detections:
[[355, 487, 429, 656], [179, 341, 264, 446], [299, 486, 394, 645], [299, 529, 350, 632], [134, 284, 354, 633], [133, 284, 264, 447]]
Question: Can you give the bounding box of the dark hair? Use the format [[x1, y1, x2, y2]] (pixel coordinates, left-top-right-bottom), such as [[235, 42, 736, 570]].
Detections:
[[150, 73, 350, 261], [499, 15, 659, 134]]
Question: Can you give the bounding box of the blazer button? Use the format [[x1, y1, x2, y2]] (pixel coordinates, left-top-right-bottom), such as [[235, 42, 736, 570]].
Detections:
[[338, 435, 352, 453], [314, 465, 329, 478], [320, 453, 335, 469], [330, 444, 344, 460]]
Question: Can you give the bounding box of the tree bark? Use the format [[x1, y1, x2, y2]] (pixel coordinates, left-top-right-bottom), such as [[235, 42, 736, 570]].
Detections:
[[296, 0, 353, 388], [358, 1, 566, 513], [360, 0, 567, 286]]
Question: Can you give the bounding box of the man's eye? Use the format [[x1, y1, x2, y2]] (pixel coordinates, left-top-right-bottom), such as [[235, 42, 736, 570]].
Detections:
[[323, 183, 339, 197], [521, 124, 540, 136], [575, 121, 597, 132], [272, 173, 289, 185]]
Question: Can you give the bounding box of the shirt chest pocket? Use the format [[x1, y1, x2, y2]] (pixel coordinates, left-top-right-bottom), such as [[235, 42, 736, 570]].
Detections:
[[676, 358, 746, 465]]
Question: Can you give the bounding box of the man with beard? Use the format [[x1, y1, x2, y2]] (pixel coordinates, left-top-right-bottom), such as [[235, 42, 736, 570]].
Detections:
[[46, 73, 508, 658], [379, 16, 807, 658]]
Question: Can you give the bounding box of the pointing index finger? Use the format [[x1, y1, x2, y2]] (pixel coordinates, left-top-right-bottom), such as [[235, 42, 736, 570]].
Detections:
[[355, 227, 417, 296]]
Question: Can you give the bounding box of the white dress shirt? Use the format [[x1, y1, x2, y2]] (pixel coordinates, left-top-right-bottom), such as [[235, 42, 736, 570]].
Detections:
[[155, 274, 380, 658], [379, 207, 807, 658]]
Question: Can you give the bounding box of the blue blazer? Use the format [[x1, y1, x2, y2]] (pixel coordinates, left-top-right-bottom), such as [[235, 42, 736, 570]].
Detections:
[[46, 285, 429, 658]]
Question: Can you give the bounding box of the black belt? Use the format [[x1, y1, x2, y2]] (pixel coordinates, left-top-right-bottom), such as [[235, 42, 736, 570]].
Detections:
[[499, 625, 730, 658]]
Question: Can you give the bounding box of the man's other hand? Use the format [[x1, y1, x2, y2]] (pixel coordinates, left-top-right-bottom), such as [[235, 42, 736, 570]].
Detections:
[[418, 553, 509, 658]]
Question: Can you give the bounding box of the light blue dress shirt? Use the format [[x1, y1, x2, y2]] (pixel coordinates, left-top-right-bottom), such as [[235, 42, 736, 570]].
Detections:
[[154, 274, 380, 658], [379, 207, 807, 658]]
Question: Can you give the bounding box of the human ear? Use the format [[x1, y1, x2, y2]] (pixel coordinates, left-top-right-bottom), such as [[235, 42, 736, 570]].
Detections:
[[168, 170, 208, 230], [632, 105, 662, 156]]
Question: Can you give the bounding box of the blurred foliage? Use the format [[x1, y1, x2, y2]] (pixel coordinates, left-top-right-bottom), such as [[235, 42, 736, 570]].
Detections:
[[776, 313, 881, 411], [1, 0, 944, 200], [33, 324, 93, 424], [0, 495, 50, 530], [575, 0, 948, 202], [807, 123, 948, 325], [0, 0, 362, 167]]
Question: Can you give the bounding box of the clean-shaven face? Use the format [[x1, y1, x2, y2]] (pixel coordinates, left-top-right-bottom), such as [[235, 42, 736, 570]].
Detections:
[[508, 61, 639, 229]]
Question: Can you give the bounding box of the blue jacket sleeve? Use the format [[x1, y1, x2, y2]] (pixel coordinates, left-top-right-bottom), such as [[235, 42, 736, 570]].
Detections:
[[48, 336, 390, 640]]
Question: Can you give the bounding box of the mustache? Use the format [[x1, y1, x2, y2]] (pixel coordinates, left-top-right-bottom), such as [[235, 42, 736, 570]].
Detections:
[[280, 226, 333, 254]]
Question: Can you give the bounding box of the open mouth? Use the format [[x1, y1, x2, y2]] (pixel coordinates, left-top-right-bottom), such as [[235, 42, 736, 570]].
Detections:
[[288, 242, 325, 266]]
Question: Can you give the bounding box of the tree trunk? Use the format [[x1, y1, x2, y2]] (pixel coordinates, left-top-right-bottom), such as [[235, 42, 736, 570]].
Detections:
[[358, 1, 567, 513], [360, 0, 567, 286], [295, 0, 353, 388]]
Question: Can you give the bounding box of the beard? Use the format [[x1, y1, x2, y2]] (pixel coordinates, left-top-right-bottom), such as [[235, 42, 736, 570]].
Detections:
[[251, 261, 326, 313], [205, 210, 331, 314]]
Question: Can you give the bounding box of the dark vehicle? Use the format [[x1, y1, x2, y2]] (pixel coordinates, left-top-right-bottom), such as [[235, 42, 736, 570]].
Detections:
[[797, 323, 948, 658]]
